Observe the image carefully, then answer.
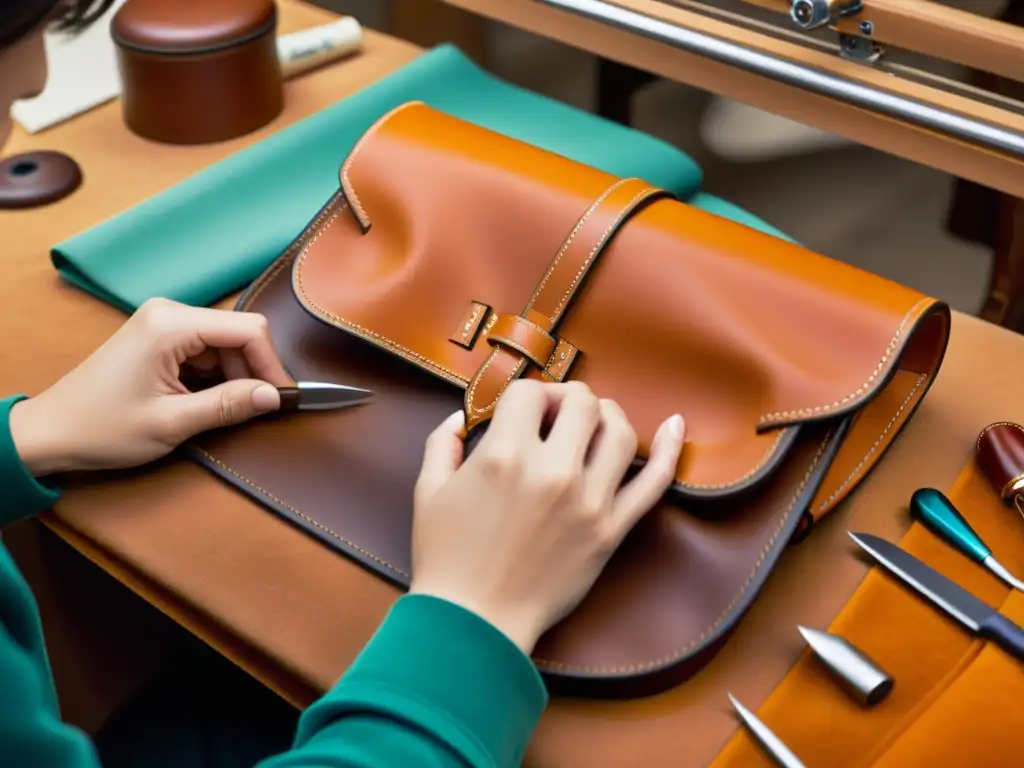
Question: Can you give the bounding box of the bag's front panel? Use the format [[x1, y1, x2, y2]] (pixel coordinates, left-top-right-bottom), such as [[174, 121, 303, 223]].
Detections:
[[190, 232, 846, 695], [188, 103, 951, 696], [296, 103, 943, 498], [295, 102, 614, 388]]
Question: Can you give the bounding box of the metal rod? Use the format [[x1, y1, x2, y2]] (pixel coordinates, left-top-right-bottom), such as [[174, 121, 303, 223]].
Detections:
[[540, 0, 1024, 159]]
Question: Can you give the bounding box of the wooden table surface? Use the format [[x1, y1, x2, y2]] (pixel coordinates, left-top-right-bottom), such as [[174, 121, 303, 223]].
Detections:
[[4, 2, 1024, 765]]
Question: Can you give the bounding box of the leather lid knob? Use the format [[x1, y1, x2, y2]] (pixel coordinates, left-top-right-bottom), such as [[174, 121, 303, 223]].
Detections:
[[0, 151, 82, 210], [976, 422, 1024, 500]]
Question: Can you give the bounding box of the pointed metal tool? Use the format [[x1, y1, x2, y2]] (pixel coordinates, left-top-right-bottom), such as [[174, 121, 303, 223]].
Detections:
[[910, 488, 1024, 592], [797, 626, 893, 706], [276, 381, 374, 412], [849, 532, 1024, 661], [727, 693, 807, 768]]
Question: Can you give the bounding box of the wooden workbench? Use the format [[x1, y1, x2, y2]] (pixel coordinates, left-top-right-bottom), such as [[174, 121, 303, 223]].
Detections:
[[3, 1, 1024, 764]]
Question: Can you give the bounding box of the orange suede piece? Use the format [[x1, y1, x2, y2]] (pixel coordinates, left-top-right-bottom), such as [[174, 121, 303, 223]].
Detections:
[[710, 463, 1024, 767]]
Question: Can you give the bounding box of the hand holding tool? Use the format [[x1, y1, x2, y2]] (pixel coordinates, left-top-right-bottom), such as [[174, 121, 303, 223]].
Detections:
[[850, 532, 1024, 662], [728, 694, 808, 768], [181, 370, 373, 414], [910, 488, 1024, 592], [275, 382, 373, 412]]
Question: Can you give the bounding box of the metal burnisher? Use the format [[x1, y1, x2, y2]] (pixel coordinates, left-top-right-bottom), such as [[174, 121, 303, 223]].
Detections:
[[798, 626, 893, 706]]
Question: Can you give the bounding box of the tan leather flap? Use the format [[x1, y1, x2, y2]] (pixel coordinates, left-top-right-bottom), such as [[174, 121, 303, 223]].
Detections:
[[293, 101, 942, 495]]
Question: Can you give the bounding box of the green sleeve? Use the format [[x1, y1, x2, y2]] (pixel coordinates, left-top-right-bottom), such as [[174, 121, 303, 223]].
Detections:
[[1, 396, 61, 528], [260, 594, 549, 768], [0, 397, 100, 765]]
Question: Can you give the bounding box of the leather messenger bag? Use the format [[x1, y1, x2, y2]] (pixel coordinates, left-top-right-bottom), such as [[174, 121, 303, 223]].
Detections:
[[189, 102, 950, 697]]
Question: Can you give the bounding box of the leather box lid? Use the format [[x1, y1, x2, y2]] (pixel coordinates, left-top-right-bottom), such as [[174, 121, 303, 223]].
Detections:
[[112, 0, 277, 55]]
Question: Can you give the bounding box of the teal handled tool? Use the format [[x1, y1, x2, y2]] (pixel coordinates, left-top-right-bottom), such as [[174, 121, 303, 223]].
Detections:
[[910, 487, 1024, 592]]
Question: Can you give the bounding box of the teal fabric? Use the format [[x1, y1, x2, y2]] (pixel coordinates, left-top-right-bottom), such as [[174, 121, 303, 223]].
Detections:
[[51, 44, 702, 313], [0, 393, 547, 766], [0, 396, 60, 528], [688, 192, 794, 242]]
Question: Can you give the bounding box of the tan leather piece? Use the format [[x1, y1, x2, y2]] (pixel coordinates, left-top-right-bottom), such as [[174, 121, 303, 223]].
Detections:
[[463, 176, 667, 429], [448, 300, 491, 349], [198, 103, 948, 692], [296, 103, 947, 495], [196, 227, 849, 694], [543, 338, 578, 382], [4, 4, 1023, 763], [485, 313, 555, 364]]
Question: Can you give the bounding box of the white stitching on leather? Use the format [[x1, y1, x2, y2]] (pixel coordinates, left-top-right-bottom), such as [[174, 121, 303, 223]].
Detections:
[[533, 430, 833, 673], [524, 178, 637, 314], [813, 373, 926, 514], [469, 182, 657, 417], [340, 101, 424, 231], [293, 200, 469, 388], [553, 186, 661, 318], [195, 449, 409, 578], [759, 297, 934, 424], [679, 429, 788, 491]]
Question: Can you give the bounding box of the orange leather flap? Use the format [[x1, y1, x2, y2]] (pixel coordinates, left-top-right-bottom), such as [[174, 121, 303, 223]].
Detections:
[[293, 101, 946, 497]]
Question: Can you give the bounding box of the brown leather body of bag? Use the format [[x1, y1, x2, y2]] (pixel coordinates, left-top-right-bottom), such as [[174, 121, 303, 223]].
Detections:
[[189, 102, 951, 698]]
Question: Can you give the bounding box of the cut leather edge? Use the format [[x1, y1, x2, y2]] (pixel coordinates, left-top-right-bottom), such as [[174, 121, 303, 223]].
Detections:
[[330, 100, 948, 441], [533, 419, 848, 697], [189, 199, 855, 697], [291, 194, 945, 507]]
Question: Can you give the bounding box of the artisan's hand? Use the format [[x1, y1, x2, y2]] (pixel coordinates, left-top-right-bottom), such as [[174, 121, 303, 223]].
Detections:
[[10, 298, 293, 476], [409, 380, 685, 655]]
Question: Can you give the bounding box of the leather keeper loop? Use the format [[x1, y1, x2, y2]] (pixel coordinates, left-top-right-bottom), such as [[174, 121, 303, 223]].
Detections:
[[487, 313, 556, 368]]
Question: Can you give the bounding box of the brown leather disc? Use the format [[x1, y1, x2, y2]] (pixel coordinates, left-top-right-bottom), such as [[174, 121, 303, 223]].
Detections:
[[0, 151, 83, 210]]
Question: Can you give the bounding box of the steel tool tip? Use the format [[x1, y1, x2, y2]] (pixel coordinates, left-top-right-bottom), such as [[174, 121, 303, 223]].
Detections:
[[797, 625, 893, 706], [726, 693, 807, 768]]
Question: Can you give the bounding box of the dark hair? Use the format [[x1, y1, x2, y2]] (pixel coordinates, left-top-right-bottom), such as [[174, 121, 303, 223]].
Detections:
[[0, 0, 115, 49]]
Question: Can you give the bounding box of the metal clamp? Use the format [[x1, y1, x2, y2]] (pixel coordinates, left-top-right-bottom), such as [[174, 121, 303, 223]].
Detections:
[[789, 0, 862, 31], [540, 0, 1024, 159]]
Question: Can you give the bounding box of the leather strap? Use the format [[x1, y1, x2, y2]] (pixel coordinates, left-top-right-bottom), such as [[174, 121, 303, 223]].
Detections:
[[465, 177, 672, 429]]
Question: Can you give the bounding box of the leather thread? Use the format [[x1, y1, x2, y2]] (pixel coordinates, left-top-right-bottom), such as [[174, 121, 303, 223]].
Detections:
[[525, 178, 638, 315], [679, 429, 788, 491], [468, 181, 660, 419], [813, 373, 927, 515], [294, 200, 470, 388], [533, 430, 834, 673], [193, 449, 409, 579], [759, 297, 934, 424], [552, 187, 664, 318], [465, 350, 525, 417]]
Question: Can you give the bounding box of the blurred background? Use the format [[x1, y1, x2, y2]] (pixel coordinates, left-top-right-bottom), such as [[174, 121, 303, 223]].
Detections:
[[314, 0, 1015, 317]]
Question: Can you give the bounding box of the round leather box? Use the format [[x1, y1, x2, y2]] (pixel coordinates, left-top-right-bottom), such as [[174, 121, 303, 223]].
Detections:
[[112, 0, 284, 145]]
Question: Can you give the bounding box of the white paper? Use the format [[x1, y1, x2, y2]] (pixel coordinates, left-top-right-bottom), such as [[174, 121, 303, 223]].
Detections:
[[11, 0, 128, 134], [12, 8, 363, 135]]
